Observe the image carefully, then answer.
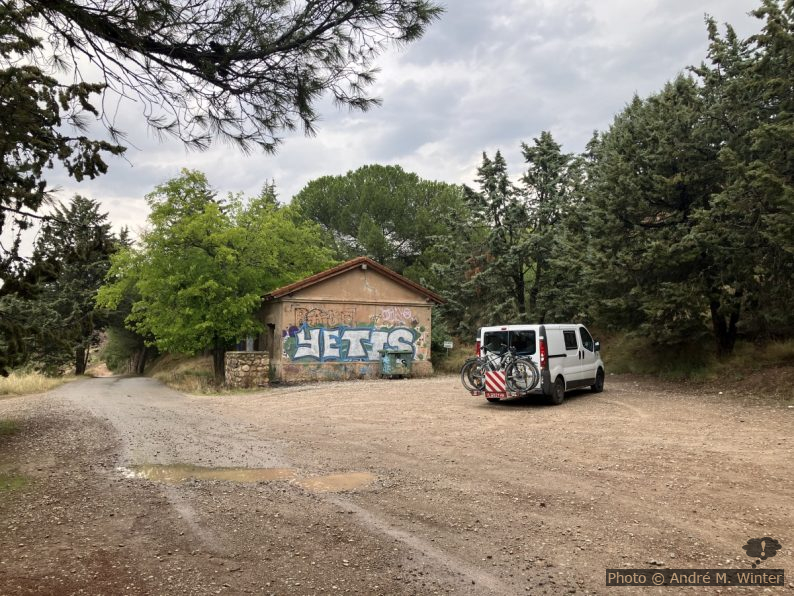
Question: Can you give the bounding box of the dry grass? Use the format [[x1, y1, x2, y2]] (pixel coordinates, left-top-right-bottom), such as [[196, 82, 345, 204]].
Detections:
[[432, 343, 476, 375], [147, 354, 218, 394], [758, 339, 794, 363], [0, 372, 74, 397], [147, 354, 267, 395]]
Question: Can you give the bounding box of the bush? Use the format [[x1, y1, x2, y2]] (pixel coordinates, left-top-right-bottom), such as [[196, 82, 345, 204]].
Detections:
[[603, 334, 794, 381]]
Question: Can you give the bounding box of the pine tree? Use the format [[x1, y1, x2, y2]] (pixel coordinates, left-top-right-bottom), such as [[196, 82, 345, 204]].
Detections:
[[465, 150, 531, 321], [20, 197, 118, 374], [520, 131, 581, 321]]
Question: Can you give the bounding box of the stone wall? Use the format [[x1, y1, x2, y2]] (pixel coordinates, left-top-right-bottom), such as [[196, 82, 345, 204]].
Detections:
[[225, 351, 269, 388]]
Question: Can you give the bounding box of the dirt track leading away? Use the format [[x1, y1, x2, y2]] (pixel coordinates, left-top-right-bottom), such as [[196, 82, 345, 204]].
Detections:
[[1, 374, 792, 594]]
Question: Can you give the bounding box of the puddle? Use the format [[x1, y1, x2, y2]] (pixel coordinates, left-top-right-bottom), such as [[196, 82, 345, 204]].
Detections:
[[296, 472, 377, 493], [124, 464, 296, 484], [118, 465, 377, 493]]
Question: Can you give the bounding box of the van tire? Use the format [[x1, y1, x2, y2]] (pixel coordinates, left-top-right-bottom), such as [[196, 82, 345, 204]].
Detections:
[[591, 368, 605, 393], [548, 376, 565, 405]]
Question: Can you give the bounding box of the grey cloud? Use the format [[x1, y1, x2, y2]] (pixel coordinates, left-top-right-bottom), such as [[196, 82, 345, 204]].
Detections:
[[32, 0, 765, 240]]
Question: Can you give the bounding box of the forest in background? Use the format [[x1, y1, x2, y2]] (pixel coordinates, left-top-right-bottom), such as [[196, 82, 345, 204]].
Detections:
[[1, 1, 792, 383]]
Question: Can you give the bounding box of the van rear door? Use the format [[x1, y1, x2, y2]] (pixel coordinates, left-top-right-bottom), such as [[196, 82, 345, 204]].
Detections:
[[480, 327, 537, 363]]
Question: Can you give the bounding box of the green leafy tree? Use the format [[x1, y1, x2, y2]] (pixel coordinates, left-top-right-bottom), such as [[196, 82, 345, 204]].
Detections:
[[292, 164, 466, 281], [100, 228, 156, 375], [97, 170, 334, 383]]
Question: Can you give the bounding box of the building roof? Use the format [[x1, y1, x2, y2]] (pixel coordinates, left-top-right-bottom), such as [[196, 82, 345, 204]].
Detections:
[[263, 256, 445, 304]]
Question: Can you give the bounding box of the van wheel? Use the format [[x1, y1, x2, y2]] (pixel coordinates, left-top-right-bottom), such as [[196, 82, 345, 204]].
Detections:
[[591, 368, 605, 393], [548, 376, 565, 405]]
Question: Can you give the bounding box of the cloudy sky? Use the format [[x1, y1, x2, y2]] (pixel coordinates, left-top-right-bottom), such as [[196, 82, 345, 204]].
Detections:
[[42, 0, 763, 238]]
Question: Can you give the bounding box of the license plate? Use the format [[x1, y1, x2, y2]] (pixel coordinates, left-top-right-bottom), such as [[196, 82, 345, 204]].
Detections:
[[486, 392, 506, 399]]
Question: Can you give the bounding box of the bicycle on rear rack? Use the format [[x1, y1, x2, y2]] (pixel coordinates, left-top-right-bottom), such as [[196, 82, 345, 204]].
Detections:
[[460, 345, 540, 394]]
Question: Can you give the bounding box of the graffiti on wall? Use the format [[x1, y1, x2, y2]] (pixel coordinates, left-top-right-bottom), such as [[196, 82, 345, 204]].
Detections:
[[380, 306, 412, 322], [293, 306, 356, 327], [283, 324, 419, 362], [369, 306, 420, 327]]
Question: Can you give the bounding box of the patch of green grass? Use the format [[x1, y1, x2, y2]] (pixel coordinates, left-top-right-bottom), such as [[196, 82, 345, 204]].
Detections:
[[0, 472, 28, 492], [0, 419, 19, 437]]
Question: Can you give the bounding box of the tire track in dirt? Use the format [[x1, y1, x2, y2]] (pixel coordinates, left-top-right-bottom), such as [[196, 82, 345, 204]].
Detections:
[[327, 495, 518, 595]]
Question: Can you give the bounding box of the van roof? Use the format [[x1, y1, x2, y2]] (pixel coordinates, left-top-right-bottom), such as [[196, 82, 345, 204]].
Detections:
[[479, 323, 580, 332]]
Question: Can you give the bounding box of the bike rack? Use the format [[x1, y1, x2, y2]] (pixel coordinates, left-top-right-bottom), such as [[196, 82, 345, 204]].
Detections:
[[465, 368, 538, 400]]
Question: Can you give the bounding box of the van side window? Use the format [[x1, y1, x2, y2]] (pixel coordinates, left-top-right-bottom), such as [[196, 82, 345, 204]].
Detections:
[[563, 330, 578, 351], [579, 327, 594, 351]]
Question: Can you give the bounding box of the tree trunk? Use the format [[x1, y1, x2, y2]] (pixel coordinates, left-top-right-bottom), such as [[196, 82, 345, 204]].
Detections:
[[514, 265, 527, 318], [134, 346, 151, 375], [710, 295, 741, 358], [75, 346, 88, 375], [529, 260, 543, 322], [212, 338, 226, 386]]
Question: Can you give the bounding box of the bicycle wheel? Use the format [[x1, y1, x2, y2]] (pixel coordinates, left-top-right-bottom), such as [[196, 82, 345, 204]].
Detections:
[[460, 359, 486, 392], [505, 359, 540, 393]]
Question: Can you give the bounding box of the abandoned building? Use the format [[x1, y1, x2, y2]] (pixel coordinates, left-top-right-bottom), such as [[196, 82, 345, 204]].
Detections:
[[224, 257, 444, 387]]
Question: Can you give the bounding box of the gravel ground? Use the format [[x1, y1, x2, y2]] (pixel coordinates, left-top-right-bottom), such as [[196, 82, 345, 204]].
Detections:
[[1, 373, 792, 595]]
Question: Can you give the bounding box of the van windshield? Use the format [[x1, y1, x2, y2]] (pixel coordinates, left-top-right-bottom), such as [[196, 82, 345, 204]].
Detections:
[[482, 330, 536, 356]]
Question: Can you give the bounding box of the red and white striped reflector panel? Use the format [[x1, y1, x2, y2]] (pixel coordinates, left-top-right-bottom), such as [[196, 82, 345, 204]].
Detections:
[[485, 370, 506, 393]]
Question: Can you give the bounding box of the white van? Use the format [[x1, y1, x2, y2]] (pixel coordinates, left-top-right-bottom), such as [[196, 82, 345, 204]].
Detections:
[[476, 324, 604, 404]]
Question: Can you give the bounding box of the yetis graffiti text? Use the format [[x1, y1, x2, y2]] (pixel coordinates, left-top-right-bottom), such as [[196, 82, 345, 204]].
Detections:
[[283, 324, 418, 362]]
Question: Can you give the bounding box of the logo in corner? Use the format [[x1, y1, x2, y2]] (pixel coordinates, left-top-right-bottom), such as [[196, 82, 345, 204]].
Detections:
[[742, 537, 782, 568]]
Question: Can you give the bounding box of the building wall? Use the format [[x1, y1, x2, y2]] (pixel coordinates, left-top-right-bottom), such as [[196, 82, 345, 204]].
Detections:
[[259, 267, 435, 383], [276, 300, 432, 382], [288, 268, 428, 303]]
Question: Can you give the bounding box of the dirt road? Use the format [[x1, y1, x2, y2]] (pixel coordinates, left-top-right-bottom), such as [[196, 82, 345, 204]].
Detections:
[[1, 374, 792, 594]]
